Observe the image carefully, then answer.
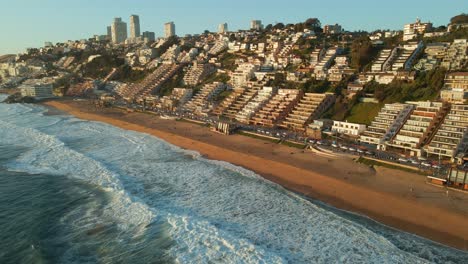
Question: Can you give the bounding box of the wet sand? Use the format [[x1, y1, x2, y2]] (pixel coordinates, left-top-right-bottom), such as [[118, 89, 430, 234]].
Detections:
[[43, 99, 468, 250]]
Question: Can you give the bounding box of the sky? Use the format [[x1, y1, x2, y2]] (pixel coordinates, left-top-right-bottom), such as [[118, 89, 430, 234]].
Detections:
[[0, 0, 465, 55]]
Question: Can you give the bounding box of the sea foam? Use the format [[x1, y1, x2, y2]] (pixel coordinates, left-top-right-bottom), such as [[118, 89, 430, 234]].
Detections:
[[0, 101, 466, 263]]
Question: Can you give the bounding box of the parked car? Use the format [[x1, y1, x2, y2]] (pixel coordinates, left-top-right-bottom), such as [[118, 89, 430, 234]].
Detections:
[[398, 158, 409, 163], [421, 162, 431, 167], [331, 143, 338, 148], [348, 147, 356, 152]]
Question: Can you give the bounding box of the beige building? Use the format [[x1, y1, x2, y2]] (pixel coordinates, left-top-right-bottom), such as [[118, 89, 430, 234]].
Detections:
[[440, 72, 468, 104], [403, 18, 432, 41], [129, 15, 140, 39], [426, 104, 468, 159], [165, 22, 176, 38], [111, 17, 127, 44], [359, 103, 414, 150], [387, 101, 449, 156]]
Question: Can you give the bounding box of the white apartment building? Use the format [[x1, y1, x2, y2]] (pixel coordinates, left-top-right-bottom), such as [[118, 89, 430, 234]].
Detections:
[[403, 18, 432, 41], [332, 121, 366, 137], [230, 63, 258, 88], [359, 103, 414, 150], [387, 101, 448, 156], [426, 104, 468, 159], [111, 17, 127, 44]]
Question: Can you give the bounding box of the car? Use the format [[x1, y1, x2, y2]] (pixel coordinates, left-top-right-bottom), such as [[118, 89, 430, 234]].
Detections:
[[357, 149, 365, 154], [421, 162, 431, 167], [308, 139, 316, 144], [365, 151, 375, 156], [348, 147, 356, 152], [340, 146, 348, 150], [410, 160, 420, 165], [331, 143, 338, 148], [398, 158, 409, 163], [316, 141, 323, 145], [432, 164, 442, 169]]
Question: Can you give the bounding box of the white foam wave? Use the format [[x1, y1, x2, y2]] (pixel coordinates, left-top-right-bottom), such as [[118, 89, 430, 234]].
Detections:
[[1, 101, 465, 263]]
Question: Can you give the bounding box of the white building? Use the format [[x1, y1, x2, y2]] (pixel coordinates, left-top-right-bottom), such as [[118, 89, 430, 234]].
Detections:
[[165, 22, 176, 38], [111, 17, 127, 44], [218, 23, 228, 34], [332, 121, 367, 137], [403, 18, 432, 41], [129, 15, 141, 39]]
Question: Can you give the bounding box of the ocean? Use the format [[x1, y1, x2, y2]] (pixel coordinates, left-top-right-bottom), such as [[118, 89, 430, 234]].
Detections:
[[0, 95, 466, 264]]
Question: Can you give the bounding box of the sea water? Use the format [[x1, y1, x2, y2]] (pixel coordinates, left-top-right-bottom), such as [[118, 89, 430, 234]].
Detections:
[[0, 95, 466, 263]]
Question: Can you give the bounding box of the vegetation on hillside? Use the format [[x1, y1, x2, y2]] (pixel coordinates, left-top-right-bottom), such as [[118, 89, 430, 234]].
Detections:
[[365, 68, 447, 103]]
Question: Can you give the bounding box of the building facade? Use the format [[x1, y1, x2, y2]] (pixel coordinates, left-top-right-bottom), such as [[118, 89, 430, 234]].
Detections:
[[129, 15, 141, 39], [142, 31, 155, 42], [165, 22, 176, 38], [332, 121, 366, 137], [403, 18, 432, 41], [111, 17, 128, 44], [250, 20, 263, 31], [218, 23, 228, 34], [20, 83, 54, 98]]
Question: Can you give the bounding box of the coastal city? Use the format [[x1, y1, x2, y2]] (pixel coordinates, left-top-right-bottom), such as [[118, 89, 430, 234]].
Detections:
[[1, 13, 467, 191], [1, 1, 468, 262]]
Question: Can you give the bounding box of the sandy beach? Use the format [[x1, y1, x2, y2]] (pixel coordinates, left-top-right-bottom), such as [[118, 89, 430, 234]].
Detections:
[[43, 99, 468, 250]]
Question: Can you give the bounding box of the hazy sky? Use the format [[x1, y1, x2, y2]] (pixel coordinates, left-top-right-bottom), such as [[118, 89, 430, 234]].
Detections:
[[0, 0, 465, 55]]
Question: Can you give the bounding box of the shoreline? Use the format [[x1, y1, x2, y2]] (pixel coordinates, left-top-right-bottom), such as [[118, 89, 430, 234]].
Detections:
[[42, 100, 468, 251]]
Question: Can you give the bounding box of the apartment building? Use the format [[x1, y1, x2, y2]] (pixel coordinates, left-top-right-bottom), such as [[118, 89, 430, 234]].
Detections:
[[332, 121, 366, 137], [230, 63, 258, 88], [323, 24, 343, 34], [251, 89, 301, 127], [20, 82, 54, 99], [208, 41, 228, 55], [218, 23, 228, 34], [403, 18, 432, 41], [359, 103, 414, 150], [371, 49, 397, 72], [212, 87, 246, 116], [160, 88, 193, 110], [165, 22, 176, 38], [387, 101, 449, 157], [118, 64, 181, 99], [391, 42, 424, 71], [183, 63, 216, 86], [314, 47, 340, 80], [280, 93, 335, 131], [111, 18, 127, 44], [441, 39, 467, 70], [440, 72, 468, 104], [183, 82, 226, 113], [236, 87, 275, 123], [426, 104, 468, 159]]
